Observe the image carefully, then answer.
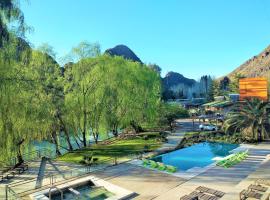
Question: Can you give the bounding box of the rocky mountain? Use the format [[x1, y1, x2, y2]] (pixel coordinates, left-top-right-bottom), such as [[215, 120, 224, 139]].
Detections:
[[228, 45, 270, 78], [105, 44, 142, 63], [162, 71, 196, 90]]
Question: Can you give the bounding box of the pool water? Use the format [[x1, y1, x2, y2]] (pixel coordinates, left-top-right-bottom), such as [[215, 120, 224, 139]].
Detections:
[[48, 185, 114, 200], [151, 142, 239, 171]]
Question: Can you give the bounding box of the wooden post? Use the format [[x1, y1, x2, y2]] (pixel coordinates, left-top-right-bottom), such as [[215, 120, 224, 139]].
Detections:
[[5, 185, 8, 200]]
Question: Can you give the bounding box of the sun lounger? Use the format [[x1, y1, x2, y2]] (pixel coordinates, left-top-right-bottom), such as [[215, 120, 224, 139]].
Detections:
[[256, 179, 270, 187], [196, 186, 225, 198], [248, 184, 268, 192], [0, 171, 14, 180], [16, 163, 28, 172], [180, 191, 220, 200], [240, 189, 263, 200], [180, 195, 199, 200]]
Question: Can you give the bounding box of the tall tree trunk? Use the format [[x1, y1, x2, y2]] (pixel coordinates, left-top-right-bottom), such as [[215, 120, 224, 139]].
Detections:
[[93, 132, 99, 144], [112, 123, 118, 137], [16, 139, 25, 164], [74, 136, 81, 149], [58, 115, 73, 151], [51, 131, 61, 156], [64, 129, 73, 151], [82, 107, 87, 147]]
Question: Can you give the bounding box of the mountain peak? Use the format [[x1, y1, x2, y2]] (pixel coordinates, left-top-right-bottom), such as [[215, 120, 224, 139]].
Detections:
[[163, 71, 196, 89], [105, 44, 142, 63]]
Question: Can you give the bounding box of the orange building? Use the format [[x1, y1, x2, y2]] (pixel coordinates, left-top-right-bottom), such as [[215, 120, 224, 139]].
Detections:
[[239, 78, 268, 101]]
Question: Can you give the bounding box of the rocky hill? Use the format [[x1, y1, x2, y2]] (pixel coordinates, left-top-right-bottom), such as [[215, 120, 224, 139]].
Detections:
[[105, 44, 142, 63], [228, 45, 270, 78], [162, 71, 196, 90]]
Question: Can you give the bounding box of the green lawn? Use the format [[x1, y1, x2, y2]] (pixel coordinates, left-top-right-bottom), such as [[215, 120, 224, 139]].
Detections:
[[57, 138, 162, 164]]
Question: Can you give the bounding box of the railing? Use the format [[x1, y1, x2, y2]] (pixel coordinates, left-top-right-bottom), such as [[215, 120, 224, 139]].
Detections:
[[5, 153, 141, 199], [8, 148, 55, 166], [5, 186, 21, 200]]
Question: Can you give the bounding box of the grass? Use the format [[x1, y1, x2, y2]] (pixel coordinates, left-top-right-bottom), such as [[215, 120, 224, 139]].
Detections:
[[57, 137, 162, 164]]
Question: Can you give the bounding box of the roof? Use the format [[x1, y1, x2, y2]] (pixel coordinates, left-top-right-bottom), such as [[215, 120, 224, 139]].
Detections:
[[202, 100, 233, 108]]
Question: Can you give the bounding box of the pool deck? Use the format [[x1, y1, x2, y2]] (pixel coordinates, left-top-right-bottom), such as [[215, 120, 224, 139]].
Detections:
[[1, 143, 269, 200], [92, 142, 270, 200]]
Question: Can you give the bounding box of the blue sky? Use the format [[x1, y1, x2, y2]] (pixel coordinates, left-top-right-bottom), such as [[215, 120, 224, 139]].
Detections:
[[21, 0, 270, 79]]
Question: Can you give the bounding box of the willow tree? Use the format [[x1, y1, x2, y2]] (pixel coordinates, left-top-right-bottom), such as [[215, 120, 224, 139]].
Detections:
[[64, 58, 101, 147], [0, 0, 26, 46], [29, 49, 69, 155], [64, 54, 161, 145], [0, 38, 53, 164], [100, 55, 161, 136]]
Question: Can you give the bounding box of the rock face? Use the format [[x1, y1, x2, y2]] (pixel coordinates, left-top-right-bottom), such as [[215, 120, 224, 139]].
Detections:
[[162, 71, 196, 90], [228, 45, 270, 78], [105, 44, 142, 63]]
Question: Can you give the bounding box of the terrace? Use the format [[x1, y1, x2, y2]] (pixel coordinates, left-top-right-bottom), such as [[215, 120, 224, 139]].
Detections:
[[1, 121, 270, 200]]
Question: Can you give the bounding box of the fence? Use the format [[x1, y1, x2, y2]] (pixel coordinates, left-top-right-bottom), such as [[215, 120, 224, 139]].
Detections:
[[8, 148, 55, 166], [4, 152, 141, 200]]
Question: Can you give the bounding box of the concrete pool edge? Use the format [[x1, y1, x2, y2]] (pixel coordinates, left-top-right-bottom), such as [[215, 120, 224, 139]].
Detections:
[[29, 175, 135, 200], [129, 143, 248, 180]]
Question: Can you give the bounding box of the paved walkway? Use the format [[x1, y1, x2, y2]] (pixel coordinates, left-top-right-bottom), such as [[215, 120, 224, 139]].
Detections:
[[93, 143, 270, 200], [93, 163, 187, 200], [156, 118, 200, 152], [0, 160, 86, 199]]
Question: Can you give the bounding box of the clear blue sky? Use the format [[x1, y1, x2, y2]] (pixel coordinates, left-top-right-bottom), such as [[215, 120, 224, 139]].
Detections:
[[21, 0, 270, 79]]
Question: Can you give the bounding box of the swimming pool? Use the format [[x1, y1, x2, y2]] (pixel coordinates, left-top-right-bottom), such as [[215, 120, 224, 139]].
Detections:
[[151, 142, 239, 171]]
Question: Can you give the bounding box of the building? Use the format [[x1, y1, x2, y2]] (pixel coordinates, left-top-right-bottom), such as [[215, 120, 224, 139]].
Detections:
[[239, 77, 268, 101]]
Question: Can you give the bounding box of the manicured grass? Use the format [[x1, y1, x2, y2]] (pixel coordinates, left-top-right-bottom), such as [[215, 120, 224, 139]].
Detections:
[[57, 138, 162, 164]]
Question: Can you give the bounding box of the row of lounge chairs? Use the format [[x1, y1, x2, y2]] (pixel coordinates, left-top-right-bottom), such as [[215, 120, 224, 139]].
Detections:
[[180, 186, 225, 200], [216, 150, 248, 168], [142, 158, 177, 173], [0, 163, 28, 182], [240, 179, 270, 200]]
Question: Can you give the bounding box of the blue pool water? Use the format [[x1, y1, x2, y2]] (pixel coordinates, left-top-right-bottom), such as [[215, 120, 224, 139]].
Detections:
[[152, 142, 239, 171]]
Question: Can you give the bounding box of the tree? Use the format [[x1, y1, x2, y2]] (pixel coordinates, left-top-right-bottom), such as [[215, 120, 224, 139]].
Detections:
[[0, 0, 27, 46], [220, 76, 230, 91], [228, 73, 245, 93], [0, 40, 55, 163], [62, 41, 101, 63], [148, 63, 161, 75], [37, 43, 57, 59], [64, 58, 101, 147], [161, 103, 189, 131], [207, 79, 220, 101], [223, 98, 270, 141], [199, 75, 212, 96]]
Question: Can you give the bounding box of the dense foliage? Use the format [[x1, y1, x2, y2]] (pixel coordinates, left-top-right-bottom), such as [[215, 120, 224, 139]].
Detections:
[[223, 98, 270, 141], [0, 38, 162, 164]]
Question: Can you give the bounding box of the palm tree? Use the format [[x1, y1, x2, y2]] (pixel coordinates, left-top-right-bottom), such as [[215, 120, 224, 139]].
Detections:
[[223, 98, 270, 141]]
